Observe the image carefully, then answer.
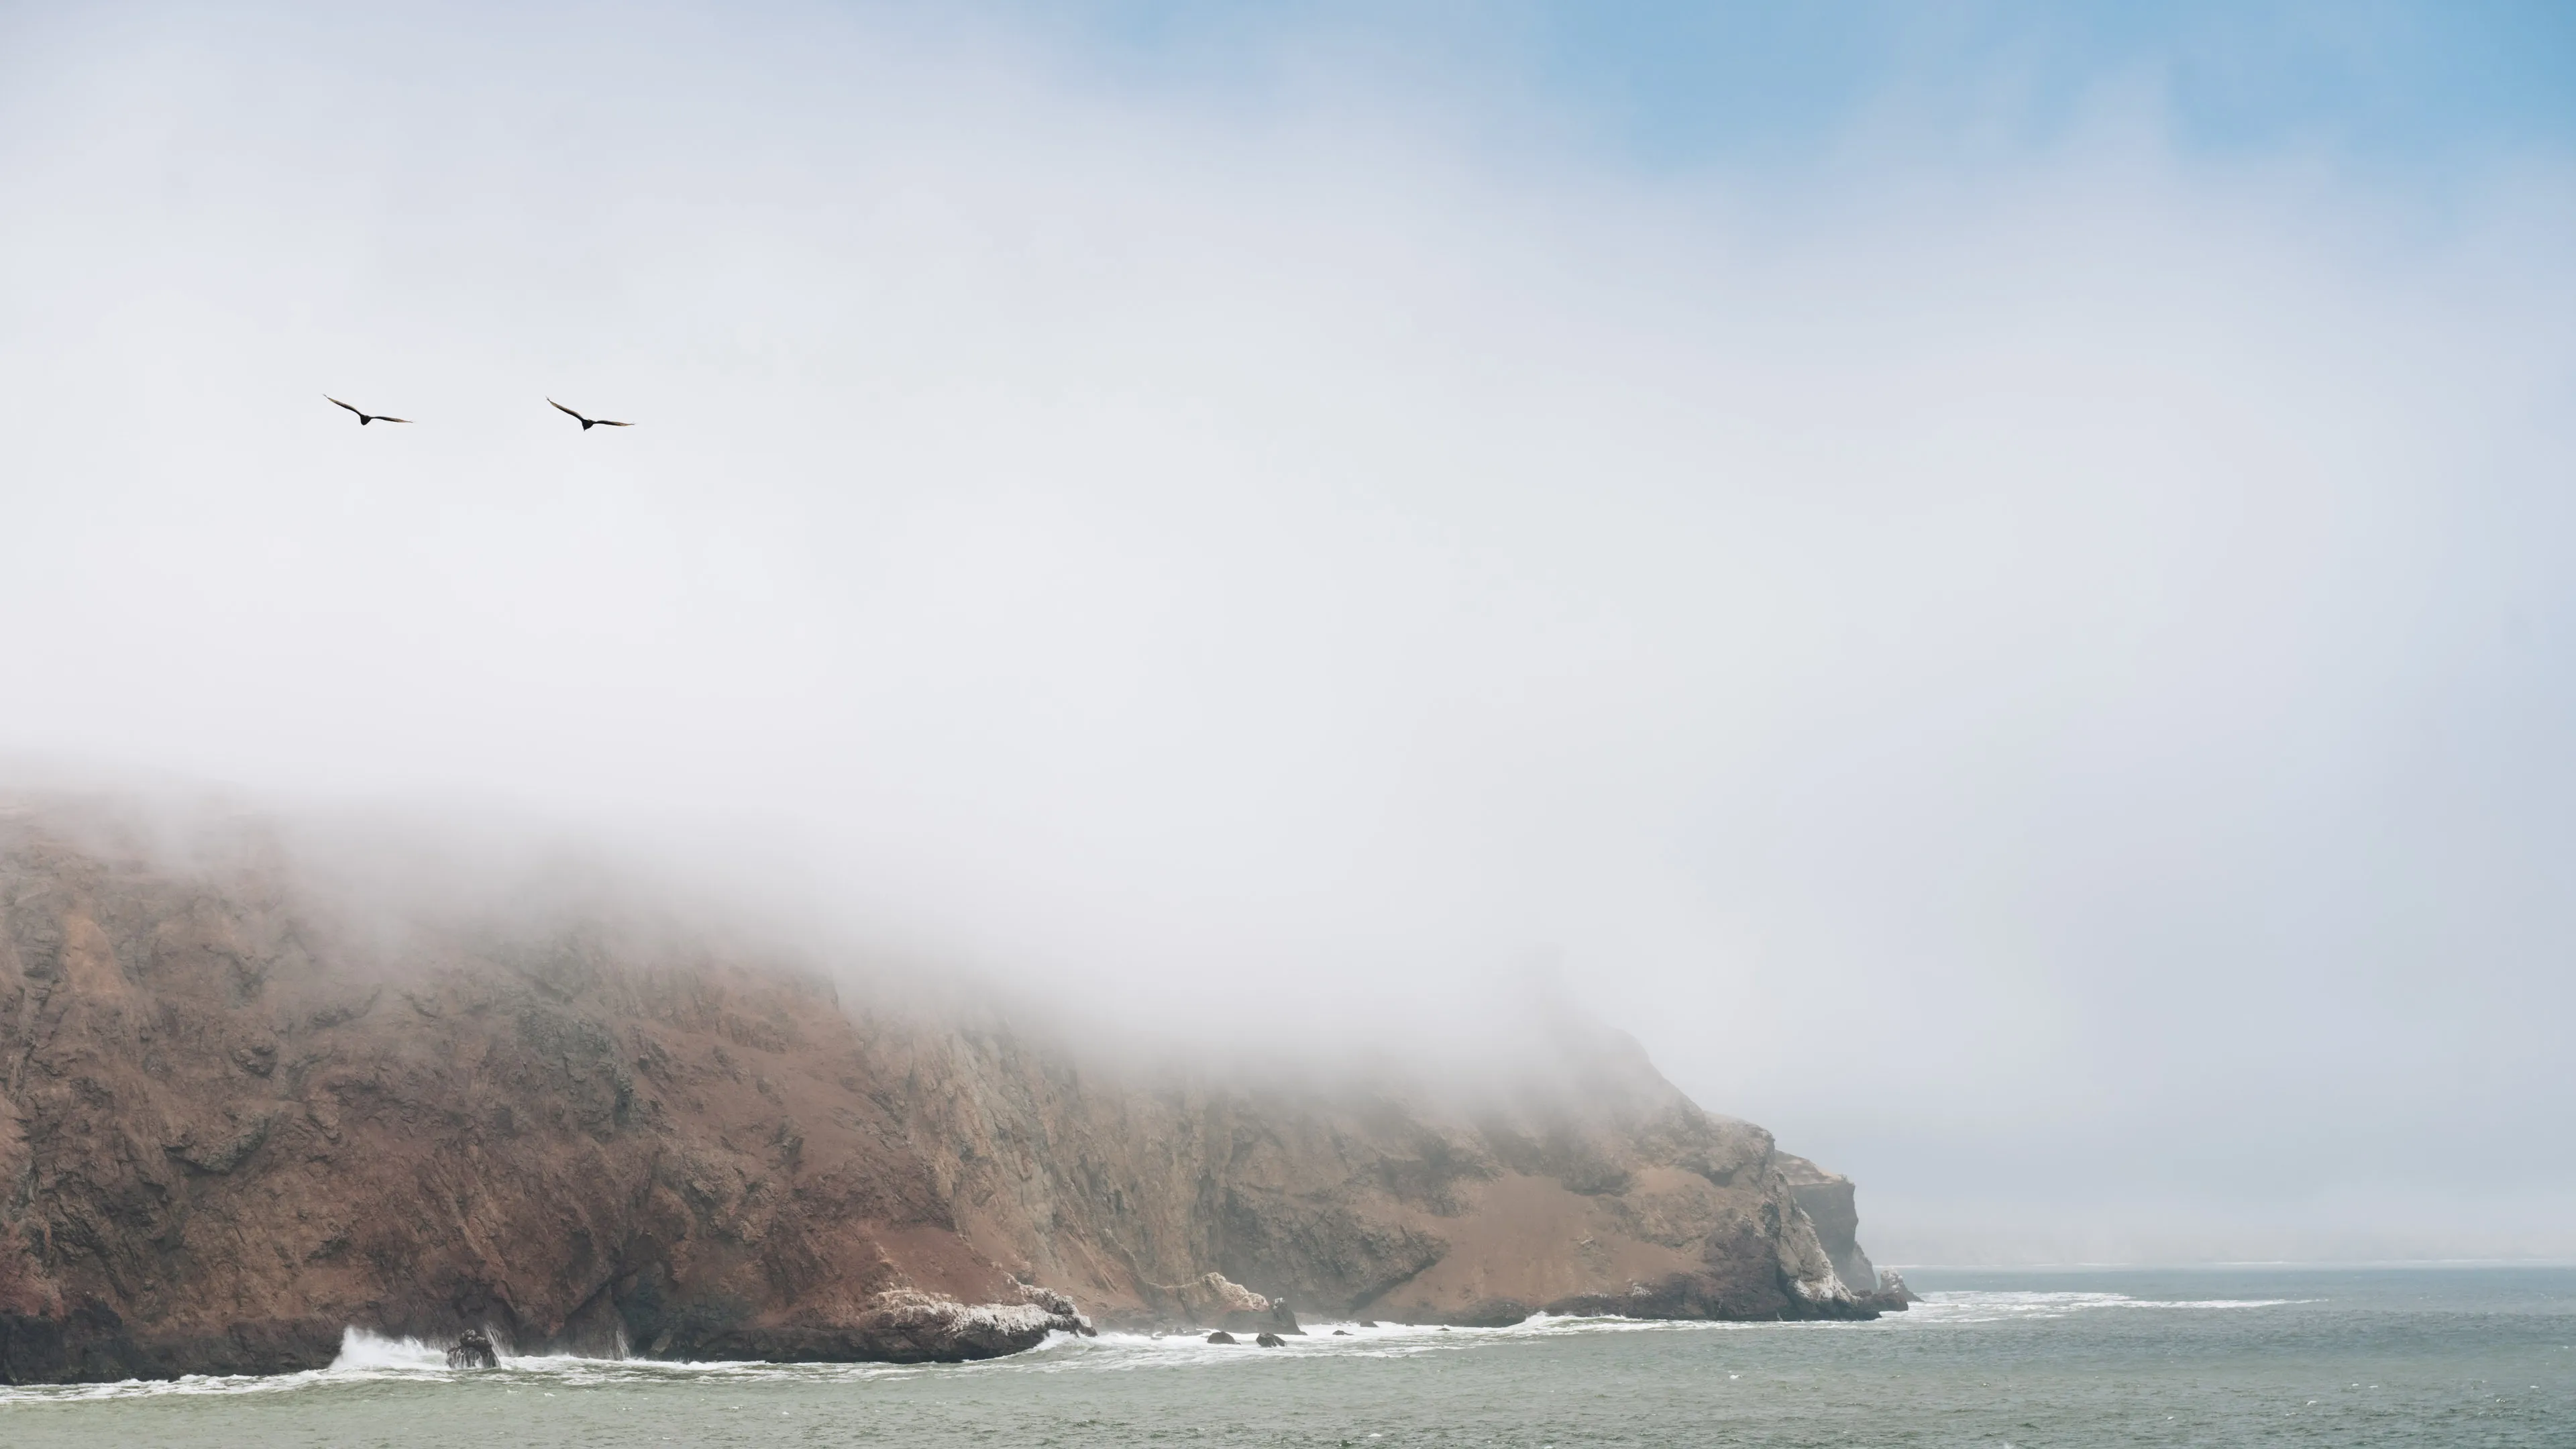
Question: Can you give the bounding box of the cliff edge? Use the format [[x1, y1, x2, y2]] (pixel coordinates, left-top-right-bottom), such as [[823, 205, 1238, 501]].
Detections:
[[0, 803, 1890, 1383]]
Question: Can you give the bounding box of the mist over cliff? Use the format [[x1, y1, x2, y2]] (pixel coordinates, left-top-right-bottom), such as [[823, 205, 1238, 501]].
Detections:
[[0, 794, 1905, 1384], [3, 3, 2574, 1265]]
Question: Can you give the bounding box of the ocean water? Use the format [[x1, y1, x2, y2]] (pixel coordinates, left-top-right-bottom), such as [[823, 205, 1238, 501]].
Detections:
[[3, 1266, 2569, 1446]]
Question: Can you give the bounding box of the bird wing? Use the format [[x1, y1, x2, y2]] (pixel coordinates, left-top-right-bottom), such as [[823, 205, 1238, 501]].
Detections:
[[325, 395, 364, 416], [592, 419, 633, 427], [548, 398, 588, 423], [376, 416, 413, 423]]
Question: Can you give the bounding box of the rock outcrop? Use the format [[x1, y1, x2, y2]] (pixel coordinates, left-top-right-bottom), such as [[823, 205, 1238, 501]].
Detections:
[[0, 802, 1892, 1384], [1141, 1272, 1303, 1335], [1778, 1155, 1878, 1295], [1778, 1155, 1913, 1313]]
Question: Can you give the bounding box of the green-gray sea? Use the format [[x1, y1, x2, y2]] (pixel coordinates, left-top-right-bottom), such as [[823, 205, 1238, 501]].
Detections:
[[4, 1267, 2569, 1446]]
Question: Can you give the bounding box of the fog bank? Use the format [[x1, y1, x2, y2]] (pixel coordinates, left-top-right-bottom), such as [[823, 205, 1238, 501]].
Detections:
[[3, 3, 2573, 1260]]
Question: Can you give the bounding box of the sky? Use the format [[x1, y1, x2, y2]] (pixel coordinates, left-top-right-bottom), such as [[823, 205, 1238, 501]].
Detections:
[[1, 1, 2572, 1264]]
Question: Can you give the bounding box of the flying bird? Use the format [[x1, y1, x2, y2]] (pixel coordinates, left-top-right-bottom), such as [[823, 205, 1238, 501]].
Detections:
[[325, 396, 411, 425], [549, 398, 634, 429]]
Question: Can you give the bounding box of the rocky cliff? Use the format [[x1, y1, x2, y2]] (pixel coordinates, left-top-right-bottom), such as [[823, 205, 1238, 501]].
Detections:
[[1778, 1154, 1880, 1297], [0, 801, 1892, 1384]]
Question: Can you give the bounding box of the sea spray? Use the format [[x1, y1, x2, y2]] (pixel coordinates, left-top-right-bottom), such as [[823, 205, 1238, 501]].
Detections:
[[325, 1328, 449, 1375]]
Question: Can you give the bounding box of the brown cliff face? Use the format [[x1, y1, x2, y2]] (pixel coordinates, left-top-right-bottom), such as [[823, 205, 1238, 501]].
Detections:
[[0, 803, 1877, 1384]]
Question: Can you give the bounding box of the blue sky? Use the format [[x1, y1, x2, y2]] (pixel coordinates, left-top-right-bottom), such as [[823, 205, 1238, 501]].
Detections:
[[1036, 1, 2576, 171]]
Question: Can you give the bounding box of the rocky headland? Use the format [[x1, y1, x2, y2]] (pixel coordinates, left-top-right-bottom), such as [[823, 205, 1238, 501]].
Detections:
[[0, 800, 1899, 1384]]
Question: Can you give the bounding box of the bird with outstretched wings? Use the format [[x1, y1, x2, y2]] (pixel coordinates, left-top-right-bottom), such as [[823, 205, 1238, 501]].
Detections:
[[326, 396, 411, 425], [549, 398, 634, 429]]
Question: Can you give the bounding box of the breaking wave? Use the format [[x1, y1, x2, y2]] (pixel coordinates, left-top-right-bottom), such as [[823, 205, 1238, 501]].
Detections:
[[325, 1328, 453, 1375], [0, 1295, 2312, 1403], [1903, 1290, 2310, 1324]]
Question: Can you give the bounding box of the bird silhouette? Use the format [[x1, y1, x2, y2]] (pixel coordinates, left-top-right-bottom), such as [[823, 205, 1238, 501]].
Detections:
[[549, 398, 634, 429], [326, 396, 411, 425]]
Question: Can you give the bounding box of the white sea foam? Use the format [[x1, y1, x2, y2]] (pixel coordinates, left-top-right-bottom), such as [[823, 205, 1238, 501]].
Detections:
[[0, 1315, 1862, 1403], [1902, 1291, 2308, 1324], [0, 1293, 2310, 1403], [325, 1327, 453, 1375]]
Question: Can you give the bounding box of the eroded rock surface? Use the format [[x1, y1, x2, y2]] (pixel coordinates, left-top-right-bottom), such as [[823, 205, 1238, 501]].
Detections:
[[0, 802, 1886, 1383]]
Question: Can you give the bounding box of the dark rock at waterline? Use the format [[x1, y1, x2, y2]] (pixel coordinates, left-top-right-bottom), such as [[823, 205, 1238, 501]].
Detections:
[[446, 1330, 498, 1369], [1255, 1332, 1285, 1347], [633, 1290, 1088, 1366], [1205, 1330, 1236, 1344], [0, 1307, 342, 1385], [1332, 1329, 1351, 1336], [1357, 1320, 1379, 1329]]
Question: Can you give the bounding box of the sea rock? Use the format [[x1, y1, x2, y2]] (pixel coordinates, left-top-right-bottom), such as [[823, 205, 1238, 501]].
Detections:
[[668, 1291, 1078, 1364], [445, 1329, 498, 1369], [1254, 1332, 1285, 1347], [1012, 1277, 1098, 1336], [0, 800, 1894, 1385], [1205, 1330, 1236, 1344], [1858, 1269, 1920, 1311]]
